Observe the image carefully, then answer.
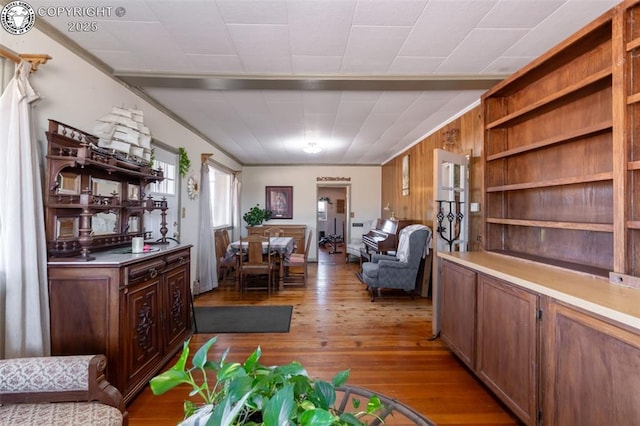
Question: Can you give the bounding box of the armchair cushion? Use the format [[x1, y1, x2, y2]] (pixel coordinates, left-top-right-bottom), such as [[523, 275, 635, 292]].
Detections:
[[0, 355, 126, 425]]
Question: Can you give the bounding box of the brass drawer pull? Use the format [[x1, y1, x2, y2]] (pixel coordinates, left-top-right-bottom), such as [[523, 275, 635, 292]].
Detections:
[[149, 267, 158, 279]]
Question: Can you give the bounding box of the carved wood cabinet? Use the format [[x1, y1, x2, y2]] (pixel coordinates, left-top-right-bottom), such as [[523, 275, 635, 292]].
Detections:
[[48, 245, 192, 404]]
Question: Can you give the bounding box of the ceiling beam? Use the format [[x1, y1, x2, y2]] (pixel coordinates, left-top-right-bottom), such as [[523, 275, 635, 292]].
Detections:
[[115, 74, 506, 91]]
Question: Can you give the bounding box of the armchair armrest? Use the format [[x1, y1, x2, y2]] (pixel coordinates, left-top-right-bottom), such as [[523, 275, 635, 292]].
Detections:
[[0, 354, 125, 415]]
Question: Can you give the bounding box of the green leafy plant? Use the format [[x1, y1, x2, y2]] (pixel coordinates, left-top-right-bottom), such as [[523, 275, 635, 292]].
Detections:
[[178, 147, 191, 177], [150, 336, 384, 426], [243, 204, 272, 227]]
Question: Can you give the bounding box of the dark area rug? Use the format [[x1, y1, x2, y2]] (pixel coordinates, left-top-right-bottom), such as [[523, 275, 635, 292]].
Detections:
[[194, 305, 293, 333]]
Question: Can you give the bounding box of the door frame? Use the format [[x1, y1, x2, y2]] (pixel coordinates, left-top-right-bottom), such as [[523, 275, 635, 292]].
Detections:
[[431, 148, 470, 339]]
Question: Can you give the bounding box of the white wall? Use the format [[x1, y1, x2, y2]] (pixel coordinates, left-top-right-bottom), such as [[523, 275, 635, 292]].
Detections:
[[2, 29, 241, 285], [241, 166, 381, 261]]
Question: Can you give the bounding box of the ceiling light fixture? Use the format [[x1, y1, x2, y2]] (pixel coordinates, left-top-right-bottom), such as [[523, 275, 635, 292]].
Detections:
[[303, 142, 321, 154]]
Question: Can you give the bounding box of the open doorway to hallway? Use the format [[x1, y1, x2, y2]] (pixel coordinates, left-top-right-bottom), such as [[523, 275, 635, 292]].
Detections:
[[316, 185, 349, 264]]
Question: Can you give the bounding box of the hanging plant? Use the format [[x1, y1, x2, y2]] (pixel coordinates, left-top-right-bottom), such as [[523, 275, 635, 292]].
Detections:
[[178, 147, 191, 177]]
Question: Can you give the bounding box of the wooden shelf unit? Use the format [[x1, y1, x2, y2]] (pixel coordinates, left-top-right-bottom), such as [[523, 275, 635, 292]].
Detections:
[[482, 11, 619, 276], [44, 119, 166, 260], [624, 1, 640, 276]]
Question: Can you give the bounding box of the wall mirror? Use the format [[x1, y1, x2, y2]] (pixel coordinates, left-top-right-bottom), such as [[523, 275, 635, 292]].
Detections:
[[128, 184, 140, 201], [55, 216, 79, 239], [57, 172, 80, 195], [127, 215, 140, 233], [92, 211, 118, 235], [92, 178, 120, 197]]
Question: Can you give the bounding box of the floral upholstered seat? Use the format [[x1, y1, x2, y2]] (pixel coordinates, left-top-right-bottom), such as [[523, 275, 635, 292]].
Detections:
[[0, 355, 126, 425]]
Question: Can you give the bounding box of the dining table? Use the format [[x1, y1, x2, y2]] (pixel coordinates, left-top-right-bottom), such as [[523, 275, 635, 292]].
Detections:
[[228, 236, 296, 290]]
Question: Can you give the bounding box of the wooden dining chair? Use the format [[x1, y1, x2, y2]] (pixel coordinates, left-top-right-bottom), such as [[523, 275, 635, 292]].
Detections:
[[283, 230, 312, 287], [238, 234, 275, 297], [264, 228, 284, 237], [215, 229, 235, 282]]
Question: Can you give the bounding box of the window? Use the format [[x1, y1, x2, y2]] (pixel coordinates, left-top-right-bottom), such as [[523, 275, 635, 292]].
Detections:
[[317, 200, 328, 221], [209, 165, 233, 228], [148, 159, 176, 195]]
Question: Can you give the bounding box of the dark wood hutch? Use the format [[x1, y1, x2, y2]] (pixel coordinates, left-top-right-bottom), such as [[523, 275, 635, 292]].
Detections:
[[44, 120, 192, 404]]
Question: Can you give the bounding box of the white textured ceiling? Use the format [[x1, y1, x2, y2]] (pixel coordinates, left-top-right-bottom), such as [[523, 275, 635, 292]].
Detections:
[[27, 0, 618, 165]]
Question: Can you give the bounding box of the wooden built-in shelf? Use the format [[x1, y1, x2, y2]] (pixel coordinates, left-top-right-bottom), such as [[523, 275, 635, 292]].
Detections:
[[627, 221, 640, 229], [486, 121, 612, 161], [628, 160, 640, 170], [626, 92, 640, 104], [486, 172, 613, 192], [486, 217, 613, 233], [625, 36, 640, 52], [485, 69, 612, 129]]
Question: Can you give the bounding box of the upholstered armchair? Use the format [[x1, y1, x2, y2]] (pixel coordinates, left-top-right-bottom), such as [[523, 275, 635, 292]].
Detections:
[[0, 354, 127, 425], [361, 225, 432, 301]]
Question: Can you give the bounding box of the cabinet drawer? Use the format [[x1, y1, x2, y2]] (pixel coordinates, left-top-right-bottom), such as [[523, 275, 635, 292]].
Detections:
[[126, 259, 166, 283], [165, 249, 190, 269]]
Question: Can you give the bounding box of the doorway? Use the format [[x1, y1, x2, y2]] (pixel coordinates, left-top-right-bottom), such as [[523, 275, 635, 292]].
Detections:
[[316, 185, 349, 264]]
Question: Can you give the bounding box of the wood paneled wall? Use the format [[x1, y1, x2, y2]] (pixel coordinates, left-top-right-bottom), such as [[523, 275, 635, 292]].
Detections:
[[381, 105, 484, 251]]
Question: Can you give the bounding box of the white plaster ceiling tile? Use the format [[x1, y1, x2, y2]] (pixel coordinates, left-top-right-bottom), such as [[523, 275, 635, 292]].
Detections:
[[400, 0, 496, 57], [263, 90, 302, 103], [226, 24, 291, 57], [371, 92, 422, 115], [340, 91, 382, 102], [388, 56, 445, 74], [504, 1, 618, 57], [304, 114, 339, 132], [478, 0, 564, 29], [239, 54, 293, 74], [353, 0, 426, 26], [483, 55, 534, 75], [184, 54, 245, 74], [335, 101, 377, 124], [303, 92, 343, 114], [216, 0, 288, 24], [291, 56, 344, 74], [357, 114, 400, 142], [98, 21, 186, 71], [86, 49, 142, 72], [437, 28, 529, 74], [287, 0, 356, 56], [153, 10, 236, 55], [223, 91, 268, 115], [341, 26, 412, 73]]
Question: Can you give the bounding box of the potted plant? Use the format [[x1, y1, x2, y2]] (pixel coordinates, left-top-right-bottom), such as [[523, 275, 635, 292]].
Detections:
[[243, 204, 272, 227], [150, 336, 384, 425]]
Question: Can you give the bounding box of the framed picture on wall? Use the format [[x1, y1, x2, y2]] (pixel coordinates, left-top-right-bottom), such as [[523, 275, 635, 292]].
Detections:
[[266, 186, 293, 219], [402, 154, 410, 196]]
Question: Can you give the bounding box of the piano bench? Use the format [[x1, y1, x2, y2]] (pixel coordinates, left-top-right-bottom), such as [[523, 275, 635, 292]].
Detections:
[[345, 242, 365, 263]]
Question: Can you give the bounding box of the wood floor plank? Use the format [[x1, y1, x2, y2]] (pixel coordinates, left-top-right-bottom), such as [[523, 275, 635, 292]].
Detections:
[[126, 249, 518, 425]]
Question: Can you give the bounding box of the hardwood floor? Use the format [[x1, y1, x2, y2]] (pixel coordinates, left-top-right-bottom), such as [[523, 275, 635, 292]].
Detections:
[[126, 248, 518, 425]]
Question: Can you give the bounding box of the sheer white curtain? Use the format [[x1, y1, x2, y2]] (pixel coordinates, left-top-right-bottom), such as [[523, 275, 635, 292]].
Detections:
[[0, 60, 50, 358], [195, 163, 217, 295], [231, 175, 241, 241]]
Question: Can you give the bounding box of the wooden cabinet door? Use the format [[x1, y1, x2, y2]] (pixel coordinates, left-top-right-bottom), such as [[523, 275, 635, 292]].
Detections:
[[123, 277, 163, 395], [163, 264, 191, 352], [441, 260, 477, 368], [476, 274, 538, 425], [542, 298, 640, 425]]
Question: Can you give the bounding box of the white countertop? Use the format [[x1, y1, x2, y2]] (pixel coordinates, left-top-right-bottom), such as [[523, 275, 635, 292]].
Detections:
[[48, 242, 191, 266], [438, 251, 640, 331]]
